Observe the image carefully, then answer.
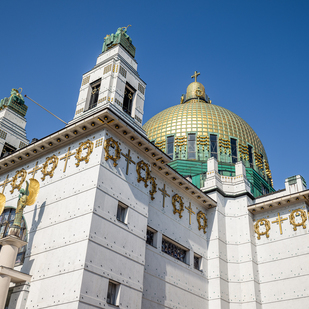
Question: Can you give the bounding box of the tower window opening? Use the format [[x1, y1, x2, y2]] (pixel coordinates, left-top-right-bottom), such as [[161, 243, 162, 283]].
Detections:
[[248, 145, 253, 168], [123, 82, 136, 116], [210, 134, 218, 159], [88, 79, 101, 110], [231, 138, 238, 163], [187, 133, 196, 159], [167, 136, 174, 159]]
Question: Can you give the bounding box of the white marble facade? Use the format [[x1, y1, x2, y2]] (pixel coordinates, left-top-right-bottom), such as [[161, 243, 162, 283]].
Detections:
[[2, 37, 309, 309]]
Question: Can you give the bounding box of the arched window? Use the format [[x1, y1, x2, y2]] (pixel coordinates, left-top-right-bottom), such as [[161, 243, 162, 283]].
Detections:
[[0, 208, 27, 265]]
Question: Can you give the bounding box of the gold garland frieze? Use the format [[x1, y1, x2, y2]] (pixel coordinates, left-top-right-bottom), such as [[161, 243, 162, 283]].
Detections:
[[104, 137, 121, 167], [197, 211, 207, 234], [41, 155, 59, 181], [75, 139, 94, 167], [172, 194, 184, 218], [10, 169, 27, 194], [136, 160, 151, 188], [289, 209, 307, 230], [254, 218, 271, 240]]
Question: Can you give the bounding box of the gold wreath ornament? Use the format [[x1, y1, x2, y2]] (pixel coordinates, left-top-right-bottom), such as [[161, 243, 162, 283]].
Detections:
[[197, 211, 207, 234], [254, 218, 271, 240], [136, 160, 151, 188], [149, 176, 157, 200], [0, 193, 6, 216], [104, 137, 121, 167], [41, 155, 59, 181], [289, 209, 307, 231], [10, 169, 27, 194], [75, 139, 94, 167], [172, 194, 184, 218]]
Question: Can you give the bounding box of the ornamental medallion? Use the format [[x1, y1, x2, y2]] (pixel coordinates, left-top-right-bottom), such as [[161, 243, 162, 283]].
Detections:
[[254, 218, 271, 240], [197, 211, 207, 234], [75, 139, 94, 167], [172, 194, 184, 218], [104, 137, 121, 167], [41, 155, 59, 181], [10, 169, 27, 194], [149, 176, 157, 200], [289, 209, 307, 231], [136, 160, 151, 188]]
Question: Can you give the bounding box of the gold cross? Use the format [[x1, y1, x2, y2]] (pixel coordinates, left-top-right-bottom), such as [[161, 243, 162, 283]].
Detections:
[[0, 175, 11, 194], [60, 147, 76, 173], [121, 149, 135, 175], [191, 71, 200, 82], [272, 212, 287, 235], [29, 161, 42, 179], [158, 184, 170, 208], [185, 202, 195, 225]]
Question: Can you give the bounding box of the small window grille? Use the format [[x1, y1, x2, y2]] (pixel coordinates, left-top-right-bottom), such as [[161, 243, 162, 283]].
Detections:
[[162, 237, 187, 263], [210, 134, 218, 159], [194, 254, 201, 270], [166, 136, 174, 159], [123, 83, 135, 116], [230, 138, 238, 163], [248, 145, 253, 168], [187, 133, 196, 159], [146, 228, 156, 247]]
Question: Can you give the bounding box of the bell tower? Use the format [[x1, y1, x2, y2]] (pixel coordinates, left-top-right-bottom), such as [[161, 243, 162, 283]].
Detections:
[[70, 26, 146, 132]]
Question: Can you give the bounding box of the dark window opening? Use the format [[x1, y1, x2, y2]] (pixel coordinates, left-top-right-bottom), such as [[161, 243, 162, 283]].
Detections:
[[107, 281, 118, 305], [167, 136, 174, 159], [123, 83, 136, 116], [261, 184, 269, 195], [88, 79, 101, 110], [194, 255, 201, 270], [248, 145, 253, 168], [210, 134, 218, 159], [1, 143, 16, 158], [231, 138, 238, 163], [116, 203, 127, 223], [187, 133, 196, 159], [146, 229, 154, 246]]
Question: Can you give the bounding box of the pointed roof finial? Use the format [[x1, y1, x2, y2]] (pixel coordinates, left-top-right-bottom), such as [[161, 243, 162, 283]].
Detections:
[[191, 71, 200, 82]]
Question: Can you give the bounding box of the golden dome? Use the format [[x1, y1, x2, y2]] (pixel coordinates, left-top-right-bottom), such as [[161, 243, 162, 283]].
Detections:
[[143, 101, 268, 163]]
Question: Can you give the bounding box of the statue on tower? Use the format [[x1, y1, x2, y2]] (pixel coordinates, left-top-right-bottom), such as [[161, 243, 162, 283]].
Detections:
[[102, 25, 136, 58], [0, 88, 28, 117]]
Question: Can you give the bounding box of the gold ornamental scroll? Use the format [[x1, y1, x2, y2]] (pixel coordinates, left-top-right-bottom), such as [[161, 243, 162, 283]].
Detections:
[[75, 139, 94, 167], [172, 194, 184, 219]]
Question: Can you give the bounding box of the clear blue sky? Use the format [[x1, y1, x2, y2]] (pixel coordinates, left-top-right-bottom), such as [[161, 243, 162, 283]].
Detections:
[[1, 0, 308, 190]]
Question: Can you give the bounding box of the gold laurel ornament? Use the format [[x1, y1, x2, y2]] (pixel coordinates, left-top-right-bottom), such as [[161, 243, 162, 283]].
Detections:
[[289, 209, 307, 231]]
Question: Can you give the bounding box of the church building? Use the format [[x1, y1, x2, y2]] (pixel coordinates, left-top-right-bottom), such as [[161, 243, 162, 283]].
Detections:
[[0, 27, 308, 309]]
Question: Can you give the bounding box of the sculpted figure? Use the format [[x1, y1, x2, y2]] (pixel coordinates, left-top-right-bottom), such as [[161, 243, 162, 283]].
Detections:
[[9, 179, 40, 237]]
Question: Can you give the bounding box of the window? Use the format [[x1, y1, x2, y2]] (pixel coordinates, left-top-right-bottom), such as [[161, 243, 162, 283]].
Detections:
[[0, 208, 27, 265], [123, 82, 136, 116], [248, 145, 253, 168], [261, 184, 269, 195], [187, 133, 196, 159], [194, 254, 202, 271], [107, 280, 120, 306], [88, 79, 101, 110], [162, 237, 187, 263], [231, 138, 238, 163], [166, 136, 174, 159], [210, 134, 217, 159], [116, 203, 128, 224], [146, 227, 157, 247]]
